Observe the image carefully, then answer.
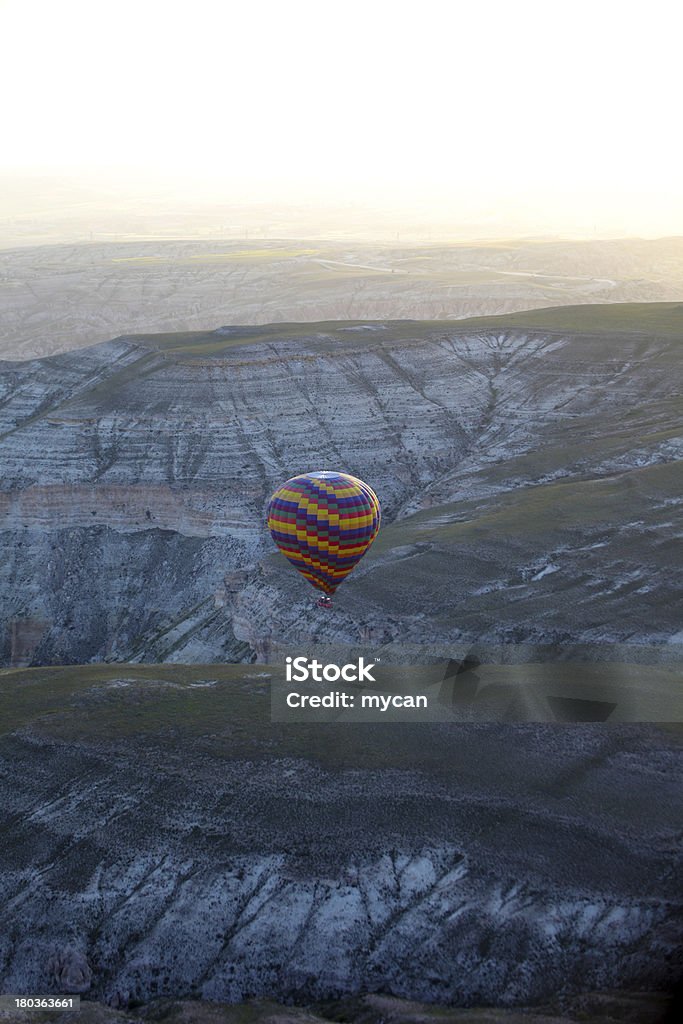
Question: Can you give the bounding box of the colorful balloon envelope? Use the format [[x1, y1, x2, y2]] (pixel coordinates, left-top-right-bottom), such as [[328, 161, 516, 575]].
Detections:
[[266, 471, 381, 601]]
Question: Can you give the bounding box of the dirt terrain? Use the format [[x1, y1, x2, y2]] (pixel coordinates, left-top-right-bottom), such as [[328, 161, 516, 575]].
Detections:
[[2, 237, 682, 360]]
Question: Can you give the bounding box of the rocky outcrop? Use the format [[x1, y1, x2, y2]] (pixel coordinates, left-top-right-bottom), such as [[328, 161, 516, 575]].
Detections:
[[47, 949, 93, 994]]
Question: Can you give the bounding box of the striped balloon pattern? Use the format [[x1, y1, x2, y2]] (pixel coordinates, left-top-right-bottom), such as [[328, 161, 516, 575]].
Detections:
[[266, 471, 381, 596]]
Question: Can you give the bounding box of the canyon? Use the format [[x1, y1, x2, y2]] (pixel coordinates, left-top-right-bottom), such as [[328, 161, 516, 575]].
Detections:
[[1, 305, 681, 668]]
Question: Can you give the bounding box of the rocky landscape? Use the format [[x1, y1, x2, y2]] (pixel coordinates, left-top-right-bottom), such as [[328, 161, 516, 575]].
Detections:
[[0, 664, 681, 1014], [0, 300, 682, 1017], [1, 303, 682, 668], [2, 237, 683, 360]]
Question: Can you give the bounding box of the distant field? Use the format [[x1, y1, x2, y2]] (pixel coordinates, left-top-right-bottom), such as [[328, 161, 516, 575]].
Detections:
[[113, 248, 320, 265], [3, 236, 683, 359]]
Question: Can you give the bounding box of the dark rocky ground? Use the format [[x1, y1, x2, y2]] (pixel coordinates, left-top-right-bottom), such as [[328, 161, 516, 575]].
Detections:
[[0, 667, 680, 1013], [0, 991, 679, 1023]]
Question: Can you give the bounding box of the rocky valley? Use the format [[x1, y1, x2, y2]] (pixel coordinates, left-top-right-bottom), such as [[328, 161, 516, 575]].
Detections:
[[0, 304, 681, 668], [0, 302, 681, 1017], [3, 0, 683, 1014]]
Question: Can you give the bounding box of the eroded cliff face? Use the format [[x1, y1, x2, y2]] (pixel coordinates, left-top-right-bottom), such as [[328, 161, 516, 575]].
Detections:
[[0, 666, 680, 1009], [0, 316, 681, 665]]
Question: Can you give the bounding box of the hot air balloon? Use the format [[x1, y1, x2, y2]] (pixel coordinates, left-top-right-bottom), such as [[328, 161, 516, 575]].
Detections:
[[266, 471, 381, 608]]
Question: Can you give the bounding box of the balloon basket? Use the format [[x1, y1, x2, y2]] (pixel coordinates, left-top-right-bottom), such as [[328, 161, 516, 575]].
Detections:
[[317, 596, 333, 610]]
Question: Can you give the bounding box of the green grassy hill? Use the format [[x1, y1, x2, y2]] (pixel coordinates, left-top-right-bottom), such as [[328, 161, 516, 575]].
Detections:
[[126, 302, 683, 358]]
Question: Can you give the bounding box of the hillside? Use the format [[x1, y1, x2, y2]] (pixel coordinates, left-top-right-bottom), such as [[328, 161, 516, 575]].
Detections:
[[1, 304, 681, 1011], [0, 663, 680, 1008], [1, 304, 681, 667]]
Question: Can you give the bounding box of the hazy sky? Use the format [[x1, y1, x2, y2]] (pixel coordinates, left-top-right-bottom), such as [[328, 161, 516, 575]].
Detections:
[[2, 0, 682, 236]]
